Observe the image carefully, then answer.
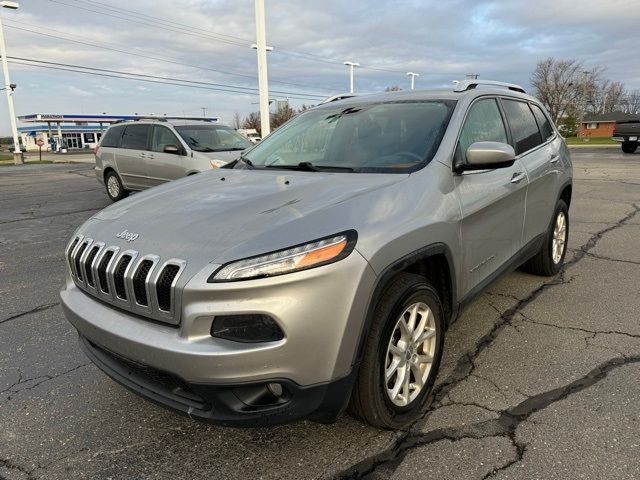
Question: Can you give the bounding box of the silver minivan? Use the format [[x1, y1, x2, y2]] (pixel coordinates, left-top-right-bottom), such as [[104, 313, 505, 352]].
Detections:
[[95, 118, 252, 201]]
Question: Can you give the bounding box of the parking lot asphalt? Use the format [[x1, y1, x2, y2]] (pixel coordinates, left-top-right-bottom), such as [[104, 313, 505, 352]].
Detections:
[[1, 149, 639, 480]]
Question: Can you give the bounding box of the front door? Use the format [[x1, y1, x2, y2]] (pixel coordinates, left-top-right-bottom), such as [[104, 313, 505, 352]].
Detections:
[[146, 125, 188, 186], [454, 97, 528, 296]]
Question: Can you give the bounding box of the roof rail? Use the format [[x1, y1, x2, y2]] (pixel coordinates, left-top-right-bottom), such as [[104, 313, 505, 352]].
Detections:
[[112, 116, 218, 125], [453, 80, 526, 94], [321, 93, 358, 104]]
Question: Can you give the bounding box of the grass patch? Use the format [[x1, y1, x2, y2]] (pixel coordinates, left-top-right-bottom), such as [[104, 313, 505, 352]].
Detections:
[[565, 136, 617, 145]]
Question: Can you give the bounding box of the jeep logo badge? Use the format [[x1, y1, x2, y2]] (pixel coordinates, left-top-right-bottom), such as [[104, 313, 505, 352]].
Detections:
[[116, 229, 139, 242]]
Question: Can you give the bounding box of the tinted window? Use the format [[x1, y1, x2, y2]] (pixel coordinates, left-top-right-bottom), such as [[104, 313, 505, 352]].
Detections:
[[100, 125, 124, 148], [458, 98, 508, 161], [242, 100, 456, 174], [151, 126, 181, 153], [530, 103, 554, 140], [175, 125, 251, 152], [502, 100, 543, 155], [121, 124, 150, 150]]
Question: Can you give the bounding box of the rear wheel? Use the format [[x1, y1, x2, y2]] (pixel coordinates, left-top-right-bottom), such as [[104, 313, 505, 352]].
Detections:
[[622, 142, 638, 154], [105, 171, 129, 202], [348, 273, 444, 429], [522, 199, 569, 276]]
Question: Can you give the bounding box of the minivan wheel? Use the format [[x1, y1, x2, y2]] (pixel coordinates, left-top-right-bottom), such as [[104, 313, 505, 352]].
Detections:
[[621, 142, 638, 154], [348, 273, 444, 429], [522, 199, 569, 276], [105, 171, 129, 202]]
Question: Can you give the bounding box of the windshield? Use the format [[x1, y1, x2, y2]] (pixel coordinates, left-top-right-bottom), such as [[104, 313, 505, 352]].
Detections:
[[241, 100, 455, 173], [175, 125, 252, 152]]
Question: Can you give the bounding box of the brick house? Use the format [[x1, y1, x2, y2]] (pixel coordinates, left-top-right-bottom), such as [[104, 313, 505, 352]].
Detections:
[[579, 112, 640, 137]]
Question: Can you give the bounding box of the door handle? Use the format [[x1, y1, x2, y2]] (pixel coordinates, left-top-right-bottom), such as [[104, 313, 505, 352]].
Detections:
[[511, 172, 526, 184], [550, 154, 560, 164]]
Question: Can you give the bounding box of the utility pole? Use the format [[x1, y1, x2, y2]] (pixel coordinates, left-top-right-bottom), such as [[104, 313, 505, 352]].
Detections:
[[466, 73, 479, 80], [578, 71, 590, 138], [201, 107, 207, 118], [406, 72, 419, 90], [254, 0, 270, 137], [344, 61, 359, 93], [0, 1, 22, 165]]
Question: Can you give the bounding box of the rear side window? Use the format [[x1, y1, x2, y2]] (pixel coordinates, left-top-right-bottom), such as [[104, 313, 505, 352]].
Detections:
[[121, 124, 150, 150], [502, 100, 543, 155], [100, 125, 125, 148], [530, 104, 554, 141], [457, 98, 508, 161]]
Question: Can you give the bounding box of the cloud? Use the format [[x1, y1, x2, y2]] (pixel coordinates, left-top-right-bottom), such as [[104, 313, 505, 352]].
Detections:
[[0, 0, 638, 134]]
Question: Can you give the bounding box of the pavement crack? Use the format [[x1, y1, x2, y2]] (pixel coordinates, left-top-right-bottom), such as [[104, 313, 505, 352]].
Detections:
[[0, 457, 36, 480], [583, 251, 640, 265], [335, 356, 640, 479], [0, 302, 60, 325], [519, 312, 640, 340], [0, 207, 101, 225], [1, 363, 91, 401]]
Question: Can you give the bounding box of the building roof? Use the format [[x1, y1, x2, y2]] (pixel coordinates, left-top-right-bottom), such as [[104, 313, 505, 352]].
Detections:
[[18, 125, 105, 133], [582, 112, 640, 123], [17, 113, 219, 124]]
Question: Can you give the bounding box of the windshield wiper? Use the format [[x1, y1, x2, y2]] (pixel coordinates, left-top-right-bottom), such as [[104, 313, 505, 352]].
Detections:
[[221, 156, 254, 169], [266, 162, 354, 172]]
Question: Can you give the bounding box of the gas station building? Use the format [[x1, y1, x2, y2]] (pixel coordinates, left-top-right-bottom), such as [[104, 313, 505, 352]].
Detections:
[[16, 114, 170, 152]]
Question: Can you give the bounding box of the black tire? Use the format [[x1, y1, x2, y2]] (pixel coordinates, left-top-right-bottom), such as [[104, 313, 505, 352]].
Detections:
[[105, 170, 129, 202], [522, 199, 569, 276], [348, 273, 445, 429], [621, 142, 638, 154]]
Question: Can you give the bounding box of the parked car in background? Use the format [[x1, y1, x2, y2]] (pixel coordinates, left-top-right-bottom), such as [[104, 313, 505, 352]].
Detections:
[[62, 80, 572, 428], [237, 128, 262, 144], [612, 118, 640, 153], [95, 118, 252, 201]]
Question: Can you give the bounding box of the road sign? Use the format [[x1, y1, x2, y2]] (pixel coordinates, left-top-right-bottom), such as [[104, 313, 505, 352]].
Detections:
[[36, 138, 44, 147]]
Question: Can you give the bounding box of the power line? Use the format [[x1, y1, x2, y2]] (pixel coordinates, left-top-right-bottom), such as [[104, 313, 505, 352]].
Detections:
[[4, 21, 337, 92], [7, 58, 327, 101]]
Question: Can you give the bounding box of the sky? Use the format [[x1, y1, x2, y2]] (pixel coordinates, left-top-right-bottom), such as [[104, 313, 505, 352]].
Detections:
[[0, 0, 639, 134]]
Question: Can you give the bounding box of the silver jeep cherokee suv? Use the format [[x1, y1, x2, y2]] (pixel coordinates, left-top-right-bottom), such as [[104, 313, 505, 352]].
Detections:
[[95, 118, 252, 202], [61, 80, 572, 428]]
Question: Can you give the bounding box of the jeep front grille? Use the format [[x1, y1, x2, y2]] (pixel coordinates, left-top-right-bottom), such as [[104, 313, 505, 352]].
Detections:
[[66, 235, 186, 325]]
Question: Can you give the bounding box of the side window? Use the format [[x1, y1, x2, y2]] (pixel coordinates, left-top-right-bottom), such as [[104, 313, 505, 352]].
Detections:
[[121, 124, 150, 150], [100, 125, 124, 148], [151, 126, 181, 153], [502, 100, 543, 155], [457, 98, 508, 161], [530, 104, 554, 141]]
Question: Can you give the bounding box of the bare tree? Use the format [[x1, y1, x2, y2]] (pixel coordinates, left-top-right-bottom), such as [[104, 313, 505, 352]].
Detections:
[[272, 103, 296, 130], [531, 58, 584, 124], [385, 85, 402, 92], [242, 112, 262, 136], [619, 89, 640, 114], [588, 80, 627, 114], [232, 112, 242, 130]]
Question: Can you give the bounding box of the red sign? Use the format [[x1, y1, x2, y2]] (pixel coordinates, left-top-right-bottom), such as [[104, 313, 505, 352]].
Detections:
[[36, 138, 45, 147]]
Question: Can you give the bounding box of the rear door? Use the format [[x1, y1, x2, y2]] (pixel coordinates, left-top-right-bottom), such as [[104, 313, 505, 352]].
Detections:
[[116, 124, 152, 190], [501, 99, 556, 245], [146, 125, 189, 186], [454, 97, 528, 296]]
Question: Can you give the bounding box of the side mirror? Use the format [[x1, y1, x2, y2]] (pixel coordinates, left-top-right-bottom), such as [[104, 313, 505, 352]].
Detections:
[[459, 141, 516, 172], [163, 144, 180, 155]]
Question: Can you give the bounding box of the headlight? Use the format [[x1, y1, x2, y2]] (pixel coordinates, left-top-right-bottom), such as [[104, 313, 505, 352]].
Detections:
[[209, 230, 357, 282], [210, 159, 226, 168]]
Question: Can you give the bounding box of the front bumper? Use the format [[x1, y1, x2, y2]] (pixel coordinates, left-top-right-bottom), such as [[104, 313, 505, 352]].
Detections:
[[60, 249, 376, 425]]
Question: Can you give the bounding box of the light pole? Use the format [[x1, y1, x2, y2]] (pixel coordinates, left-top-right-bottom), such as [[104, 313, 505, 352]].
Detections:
[[343, 61, 359, 93], [578, 71, 590, 138], [254, 0, 271, 137], [0, 1, 22, 165], [406, 72, 419, 90]]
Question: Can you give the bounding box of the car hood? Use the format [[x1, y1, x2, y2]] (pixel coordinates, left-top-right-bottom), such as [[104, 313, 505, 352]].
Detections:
[[82, 168, 408, 268]]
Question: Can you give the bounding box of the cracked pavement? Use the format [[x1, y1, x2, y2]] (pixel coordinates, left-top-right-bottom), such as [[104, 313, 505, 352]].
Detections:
[[1, 150, 639, 480]]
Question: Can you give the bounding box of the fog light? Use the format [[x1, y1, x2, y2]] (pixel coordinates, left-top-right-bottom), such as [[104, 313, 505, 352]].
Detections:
[[211, 314, 284, 343], [267, 382, 283, 398]]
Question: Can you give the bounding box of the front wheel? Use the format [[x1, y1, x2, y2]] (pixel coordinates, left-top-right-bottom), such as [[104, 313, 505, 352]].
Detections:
[[621, 142, 638, 154], [348, 273, 444, 429], [522, 199, 569, 276]]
